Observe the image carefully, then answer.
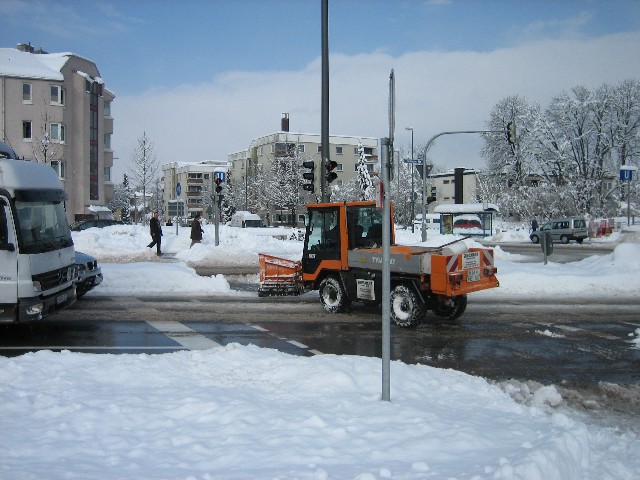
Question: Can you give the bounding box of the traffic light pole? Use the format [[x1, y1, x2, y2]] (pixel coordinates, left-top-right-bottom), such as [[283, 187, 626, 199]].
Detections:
[[420, 129, 504, 242], [320, 0, 330, 202]]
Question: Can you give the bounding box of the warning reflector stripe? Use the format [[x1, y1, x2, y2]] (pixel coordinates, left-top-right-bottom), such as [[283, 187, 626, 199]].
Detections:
[[446, 255, 459, 272], [482, 250, 494, 266]]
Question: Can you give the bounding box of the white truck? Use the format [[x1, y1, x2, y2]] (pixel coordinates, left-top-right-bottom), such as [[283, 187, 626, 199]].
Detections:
[[0, 141, 78, 324], [229, 211, 264, 228]]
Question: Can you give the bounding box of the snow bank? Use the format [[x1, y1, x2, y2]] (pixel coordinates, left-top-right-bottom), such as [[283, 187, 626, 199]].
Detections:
[[2, 345, 638, 479]]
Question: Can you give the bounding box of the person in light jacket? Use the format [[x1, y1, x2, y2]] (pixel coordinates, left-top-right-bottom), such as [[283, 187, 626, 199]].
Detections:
[[190, 214, 204, 248]]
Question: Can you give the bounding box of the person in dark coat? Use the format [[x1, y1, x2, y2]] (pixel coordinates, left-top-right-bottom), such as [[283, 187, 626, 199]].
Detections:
[[531, 217, 538, 232], [190, 214, 204, 248], [147, 211, 162, 255]]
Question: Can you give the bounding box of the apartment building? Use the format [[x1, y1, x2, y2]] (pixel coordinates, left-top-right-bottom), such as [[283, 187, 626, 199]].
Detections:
[[162, 160, 227, 220], [426, 168, 479, 211], [228, 115, 379, 226], [0, 44, 115, 223]]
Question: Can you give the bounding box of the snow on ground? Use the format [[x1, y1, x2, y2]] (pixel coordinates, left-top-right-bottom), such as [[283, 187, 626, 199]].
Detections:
[[2, 222, 639, 479]]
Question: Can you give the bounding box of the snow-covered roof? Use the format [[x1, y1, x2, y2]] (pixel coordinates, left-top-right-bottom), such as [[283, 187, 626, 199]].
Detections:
[[87, 205, 111, 213], [0, 48, 73, 80], [434, 203, 500, 214]]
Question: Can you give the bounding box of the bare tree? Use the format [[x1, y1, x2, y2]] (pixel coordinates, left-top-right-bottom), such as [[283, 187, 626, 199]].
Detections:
[[128, 132, 159, 224]]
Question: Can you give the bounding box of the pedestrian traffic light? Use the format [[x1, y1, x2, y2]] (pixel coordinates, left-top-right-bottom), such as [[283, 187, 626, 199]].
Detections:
[[506, 121, 516, 145], [302, 160, 315, 192], [325, 160, 338, 183], [215, 177, 223, 194]]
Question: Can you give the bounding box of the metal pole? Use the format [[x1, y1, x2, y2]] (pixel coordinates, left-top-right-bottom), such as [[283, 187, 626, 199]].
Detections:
[[320, 0, 330, 202], [381, 137, 391, 402]]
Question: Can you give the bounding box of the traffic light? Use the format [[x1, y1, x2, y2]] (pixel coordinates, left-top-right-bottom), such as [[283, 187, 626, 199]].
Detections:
[[325, 160, 338, 183], [302, 160, 315, 192], [215, 177, 223, 194], [506, 121, 516, 145]]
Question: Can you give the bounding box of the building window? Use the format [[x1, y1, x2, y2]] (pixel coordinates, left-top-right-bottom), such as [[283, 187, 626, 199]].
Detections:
[[50, 160, 66, 179], [104, 166, 111, 182], [104, 100, 111, 116], [50, 123, 65, 142], [317, 145, 322, 154], [336, 146, 343, 155], [22, 83, 32, 103], [50, 85, 65, 105], [22, 121, 32, 140], [104, 133, 111, 149], [336, 163, 343, 172], [297, 144, 305, 153]]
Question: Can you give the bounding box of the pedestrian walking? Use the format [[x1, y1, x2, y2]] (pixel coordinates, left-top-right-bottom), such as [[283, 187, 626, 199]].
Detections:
[[190, 214, 204, 248], [147, 211, 162, 255], [531, 217, 538, 233]]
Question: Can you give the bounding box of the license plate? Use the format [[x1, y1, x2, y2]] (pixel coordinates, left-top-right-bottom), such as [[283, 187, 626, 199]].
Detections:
[[56, 292, 68, 304], [466, 268, 480, 282]]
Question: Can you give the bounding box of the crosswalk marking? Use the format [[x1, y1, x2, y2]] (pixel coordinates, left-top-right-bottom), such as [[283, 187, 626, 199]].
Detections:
[[146, 320, 222, 350]]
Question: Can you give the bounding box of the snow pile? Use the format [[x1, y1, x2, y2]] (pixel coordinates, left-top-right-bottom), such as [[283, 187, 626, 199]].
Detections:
[[2, 345, 639, 479]]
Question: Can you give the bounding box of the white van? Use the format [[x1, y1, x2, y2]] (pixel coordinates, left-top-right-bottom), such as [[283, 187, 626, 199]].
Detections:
[[229, 211, 264, 228], [0, 141, 77, 323]]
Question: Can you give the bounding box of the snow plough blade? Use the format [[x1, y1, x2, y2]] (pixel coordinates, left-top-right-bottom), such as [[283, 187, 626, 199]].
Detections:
[[258, 253, 305, 297]]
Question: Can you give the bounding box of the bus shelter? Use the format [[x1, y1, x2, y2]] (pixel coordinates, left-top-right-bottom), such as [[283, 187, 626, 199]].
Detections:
[[434, 203, 499, 237]]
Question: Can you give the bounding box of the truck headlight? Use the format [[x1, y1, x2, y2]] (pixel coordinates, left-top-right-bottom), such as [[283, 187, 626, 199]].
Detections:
[[32, 281, 42, 293]]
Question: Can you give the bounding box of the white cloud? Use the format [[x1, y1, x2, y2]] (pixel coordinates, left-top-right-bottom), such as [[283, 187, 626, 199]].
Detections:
[[111, 31, 640, 182]]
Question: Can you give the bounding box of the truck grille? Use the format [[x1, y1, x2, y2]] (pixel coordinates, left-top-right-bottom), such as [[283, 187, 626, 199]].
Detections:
[[33, 266, 75, 291]]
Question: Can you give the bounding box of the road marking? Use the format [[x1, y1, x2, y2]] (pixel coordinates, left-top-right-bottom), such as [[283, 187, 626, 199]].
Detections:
[[544, 324, 621, 341], [146, 320, 222, 350], [287, 340, 308, 349]]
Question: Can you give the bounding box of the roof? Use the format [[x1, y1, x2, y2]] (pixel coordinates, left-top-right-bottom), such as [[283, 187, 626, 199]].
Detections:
[[0, 48, 71, 80], [434, 203, 500, 214]]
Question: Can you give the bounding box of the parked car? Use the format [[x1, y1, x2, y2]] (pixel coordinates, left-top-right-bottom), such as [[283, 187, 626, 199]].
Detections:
[[453, 215, 482, 230], [70, 219, 123, 231], [530, 217, 588, 244], [74, 251, 103, 298]]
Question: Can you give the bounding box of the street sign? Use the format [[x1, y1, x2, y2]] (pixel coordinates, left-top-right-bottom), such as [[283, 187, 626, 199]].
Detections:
[[214, 171, 226, 183], [620, 169, 634, 181], [176, 182, 181, 196], [403, 158, 422, 164]]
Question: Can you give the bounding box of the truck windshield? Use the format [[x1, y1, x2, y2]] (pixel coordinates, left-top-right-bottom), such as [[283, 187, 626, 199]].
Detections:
[[15, 200, 73, 254]]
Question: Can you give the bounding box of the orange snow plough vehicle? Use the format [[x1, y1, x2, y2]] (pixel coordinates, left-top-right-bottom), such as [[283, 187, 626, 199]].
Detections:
[[259, 201, 499, 327]]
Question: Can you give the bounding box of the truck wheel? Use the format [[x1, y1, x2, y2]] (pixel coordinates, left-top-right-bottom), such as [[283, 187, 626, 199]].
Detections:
[[431, 294, 467, 321], [319, 276, 351, 313], [390, 284, 425, 328], [560, 235, 570, 244]]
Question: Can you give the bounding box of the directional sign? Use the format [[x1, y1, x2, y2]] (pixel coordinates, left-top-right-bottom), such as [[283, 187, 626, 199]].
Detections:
[[176, 182, 181, 196], [214, 171, 226, 183], [403, 158, 423, 164]]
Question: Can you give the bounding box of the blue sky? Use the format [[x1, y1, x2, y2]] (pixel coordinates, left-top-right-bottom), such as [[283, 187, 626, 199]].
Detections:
[[2, 0, 640, 181]]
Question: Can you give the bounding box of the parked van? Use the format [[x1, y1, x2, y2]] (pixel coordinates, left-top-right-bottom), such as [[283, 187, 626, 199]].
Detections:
[[229, 211, 264, 228], [530, 217, 588, 244], [0, 141, 77, 323]]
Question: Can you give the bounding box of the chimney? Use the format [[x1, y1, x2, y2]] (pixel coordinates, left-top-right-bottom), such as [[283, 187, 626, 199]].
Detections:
[[281, 113, 290, 132]]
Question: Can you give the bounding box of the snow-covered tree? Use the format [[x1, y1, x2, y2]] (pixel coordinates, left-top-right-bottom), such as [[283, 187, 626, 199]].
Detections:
[[108, 173, 131, 223], [356, 139, 375, 201], [128, 132, 159, 223]]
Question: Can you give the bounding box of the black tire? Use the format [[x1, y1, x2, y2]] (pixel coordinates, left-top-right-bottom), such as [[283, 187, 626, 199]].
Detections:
[[390, 284, 425, 328], [530, 234, 540, 244], [431, 294, 467, 321], [576, 238, 584, 244], [319, 276, 351, 313], [560, 235, 570, 244]]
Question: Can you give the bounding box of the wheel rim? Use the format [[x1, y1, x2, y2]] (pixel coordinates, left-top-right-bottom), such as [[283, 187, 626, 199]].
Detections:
[[392, 296, 411, 321], [322, 284, 338, 307]]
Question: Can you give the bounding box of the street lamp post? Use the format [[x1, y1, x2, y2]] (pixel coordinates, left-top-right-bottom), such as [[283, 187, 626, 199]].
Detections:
[[405, 127, 414, 232]]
